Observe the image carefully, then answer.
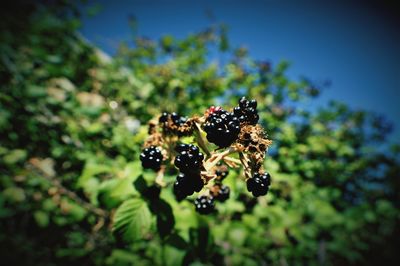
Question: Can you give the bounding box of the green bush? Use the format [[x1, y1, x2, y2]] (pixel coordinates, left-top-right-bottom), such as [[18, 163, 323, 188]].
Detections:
[[1, 2, 399, 265]]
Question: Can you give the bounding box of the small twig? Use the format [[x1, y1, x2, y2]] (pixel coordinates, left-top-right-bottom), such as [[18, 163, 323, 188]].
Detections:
[[239, 152, 252, 180], [201, 147, 238, 184], [164, 136, 176, 167], [223, 158, 239, 168], [223, 156, 241, 165], [204, 148, 234, 172], [93, 217, 105, 232]]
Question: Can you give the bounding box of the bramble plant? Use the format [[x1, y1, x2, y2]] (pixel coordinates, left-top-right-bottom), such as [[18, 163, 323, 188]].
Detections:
[[140, 97, 272, 214]]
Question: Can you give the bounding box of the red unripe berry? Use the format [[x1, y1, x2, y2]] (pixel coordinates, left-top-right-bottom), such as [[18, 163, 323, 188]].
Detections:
[[205, 106, 222, 116]]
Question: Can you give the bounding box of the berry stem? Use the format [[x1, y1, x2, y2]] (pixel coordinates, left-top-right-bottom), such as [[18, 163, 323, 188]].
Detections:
[[200, 148, 237, 184], [204, 148, 234, 172], [201, 171, 217, 184], [155, 165, 166, 187], [223, 156, 241, 166], [239, 152, 252, 180], [164, 136, 176, 166]]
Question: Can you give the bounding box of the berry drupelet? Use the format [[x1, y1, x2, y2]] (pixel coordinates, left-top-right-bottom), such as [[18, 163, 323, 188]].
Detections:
[[233, 97, 259, 125], [170, 112, 187, 127], [256, 172, 271, 186], [140, 146, 163, 171], [173, 172, 204, 201], [246, 172, 271, 197], [194, 195, 215, 214], [159, 112, 187, 126], [203, 108, 241, 148], [174, 144, 204, 173]]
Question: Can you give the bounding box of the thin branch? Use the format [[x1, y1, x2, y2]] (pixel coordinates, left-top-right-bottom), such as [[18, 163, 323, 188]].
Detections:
[[27, 163, 108, 218]]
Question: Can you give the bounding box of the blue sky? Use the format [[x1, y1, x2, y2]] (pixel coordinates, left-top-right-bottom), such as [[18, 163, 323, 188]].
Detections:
[[79, 0, 400, 141]]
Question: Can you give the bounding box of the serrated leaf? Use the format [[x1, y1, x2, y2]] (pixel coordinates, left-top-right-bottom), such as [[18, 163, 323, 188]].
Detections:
[[112, 198, 152, 242], [98, 177, 138, 209]]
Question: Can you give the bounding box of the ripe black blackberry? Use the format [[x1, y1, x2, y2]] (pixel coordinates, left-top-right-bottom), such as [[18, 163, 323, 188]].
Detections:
[[159, 112, 169, 123], [194, 195, 215, 214], [173, 172, 203, 201], [159, 112, 188, 136], [140, 146, 163, 171], [214, 184, 230, 202], [203, 108, 240, 147], [255, 172, 271, 186], [159, 112, 187, 126], [174, 144, 204, 173], [246, 172, 271, 197], [170, 112, 187, 126], [233, 97, 259, 125]]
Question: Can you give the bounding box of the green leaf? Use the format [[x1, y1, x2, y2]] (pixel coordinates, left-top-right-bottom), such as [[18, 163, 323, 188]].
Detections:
[[98, 178, 138, 209], [78, 160, 112, 188], [3, 187, 25, 203], [3, 149, 27, 165], [112, 198, 152, 242]]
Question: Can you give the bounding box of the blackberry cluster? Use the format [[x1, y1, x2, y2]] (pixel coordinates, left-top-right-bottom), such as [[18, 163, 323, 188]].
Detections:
[[233, 97, 259, 125], [159, 112, 188, 136], [174, 144, 204, 173], [212, 184, 230, 202], [173, 144, 205, 201], [140, 146, 163, 171], [246, 172, 271, 197], [194, 195, 215, 214], [203, 108, 240, 147], [173, 173, 203, 201]]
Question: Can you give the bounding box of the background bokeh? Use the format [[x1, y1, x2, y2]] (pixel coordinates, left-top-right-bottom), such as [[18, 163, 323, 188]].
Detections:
[[80, 0, 400, 142], [0, 1, 399, 265]]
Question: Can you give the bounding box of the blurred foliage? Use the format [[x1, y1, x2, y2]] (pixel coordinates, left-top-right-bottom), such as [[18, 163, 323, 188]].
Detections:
[[1, 1, 399, 266]]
